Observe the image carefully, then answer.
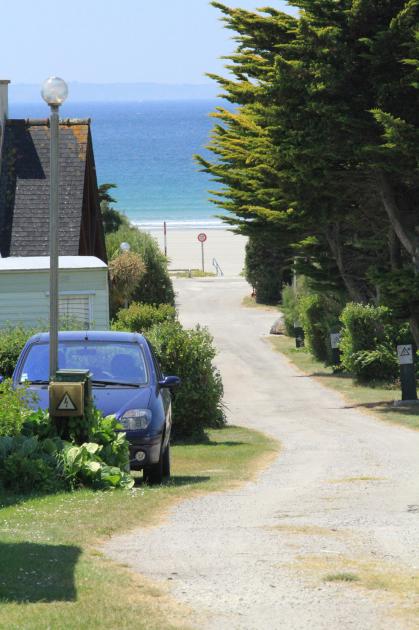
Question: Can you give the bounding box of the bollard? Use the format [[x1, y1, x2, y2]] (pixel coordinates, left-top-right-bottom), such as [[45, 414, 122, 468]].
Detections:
[[330, 332, 342, 365], [294, 322, 305, 348], [397, 345, 417, 402]]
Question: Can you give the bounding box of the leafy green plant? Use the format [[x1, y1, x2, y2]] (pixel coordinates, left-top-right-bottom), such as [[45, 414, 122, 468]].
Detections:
[[298, 293, 342, 363], [340, 303, 400, 382], [0, 379, 37, 437], [112, 302, 177, 333], [147, 321, 225, 440]]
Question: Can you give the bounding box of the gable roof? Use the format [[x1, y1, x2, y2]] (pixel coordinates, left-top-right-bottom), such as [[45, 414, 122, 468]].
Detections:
[[0, 118, 106, 261]]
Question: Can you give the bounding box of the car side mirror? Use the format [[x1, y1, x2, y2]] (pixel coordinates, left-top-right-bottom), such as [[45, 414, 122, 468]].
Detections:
[[158, 375, 181, 389]]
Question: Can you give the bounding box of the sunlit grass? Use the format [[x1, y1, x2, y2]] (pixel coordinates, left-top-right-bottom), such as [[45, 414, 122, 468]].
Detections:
[[270, 335, 419, 430]]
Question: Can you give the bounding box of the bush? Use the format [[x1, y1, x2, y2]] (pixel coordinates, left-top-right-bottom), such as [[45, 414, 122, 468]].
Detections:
[[108, 252, 146, 313], [0, 325, 37, 378], [0, 402, 133, 494], [0, 379, 36, 437], [113, 302, 177, 333], [147, 321, 225, 440], [281, 285, 300, 336], [106, 226, 174, 307], [298, 293, 342, 363], [245, 233, 285, 305], [340, 303, 400, 382]]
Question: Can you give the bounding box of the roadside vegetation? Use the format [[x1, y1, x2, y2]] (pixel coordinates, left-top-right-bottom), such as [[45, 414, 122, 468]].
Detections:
[[0, 425, 277, 630], [198, 2, 419, 394]]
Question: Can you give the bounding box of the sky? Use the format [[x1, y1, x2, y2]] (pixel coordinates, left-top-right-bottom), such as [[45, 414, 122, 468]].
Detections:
[[2, 0, 296, 85]]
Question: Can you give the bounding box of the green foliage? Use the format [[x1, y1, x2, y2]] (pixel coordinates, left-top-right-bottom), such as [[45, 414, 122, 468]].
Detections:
[[0, 379, 37, 437], [106, 226, 174, 307], [112, 302, 177, 333], [340, 304, 400, 382], [0, 326, 37, 378], [245, 230, 289, 304], [0, 434, 65, 493], [98, 183, 129, 235], [147, 321, 225, 441], [298, 293, 343, 364], [0, 398, 133, 494], [58, 439, 133, 491]]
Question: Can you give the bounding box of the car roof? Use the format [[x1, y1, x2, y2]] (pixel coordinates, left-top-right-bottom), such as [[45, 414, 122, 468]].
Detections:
[[27, 331, 148, 344]]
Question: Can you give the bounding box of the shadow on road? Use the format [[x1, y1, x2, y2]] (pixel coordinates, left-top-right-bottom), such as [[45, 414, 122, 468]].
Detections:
[[0, 542, 80, 602], [134, 475, 211, 487]]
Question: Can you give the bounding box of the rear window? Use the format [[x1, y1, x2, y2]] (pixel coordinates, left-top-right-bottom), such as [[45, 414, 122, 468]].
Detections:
[[20, 341, 148, 385]]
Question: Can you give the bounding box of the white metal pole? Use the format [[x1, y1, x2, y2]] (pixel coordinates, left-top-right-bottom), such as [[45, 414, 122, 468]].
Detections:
[[201, 241, 205, 273], [49, 104, 60, 380]]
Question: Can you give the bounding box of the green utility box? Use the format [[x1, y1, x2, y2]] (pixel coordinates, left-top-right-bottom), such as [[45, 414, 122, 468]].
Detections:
[[49, 369, 92, 417]]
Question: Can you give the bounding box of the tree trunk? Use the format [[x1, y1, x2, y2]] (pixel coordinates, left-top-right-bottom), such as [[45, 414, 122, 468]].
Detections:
[[377, 172, 419, 271], [325, 225, 366, 303]]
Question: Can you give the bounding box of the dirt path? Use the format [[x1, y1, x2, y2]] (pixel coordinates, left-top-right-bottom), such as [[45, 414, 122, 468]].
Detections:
[[105, 278, 419, 629]]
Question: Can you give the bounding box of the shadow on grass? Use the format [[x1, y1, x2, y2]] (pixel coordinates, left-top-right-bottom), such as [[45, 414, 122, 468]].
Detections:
[[341, 400, 394, 410], [293, 371, 352, 379], [0, 542, 80, 602], [134, 475, 211, 487]]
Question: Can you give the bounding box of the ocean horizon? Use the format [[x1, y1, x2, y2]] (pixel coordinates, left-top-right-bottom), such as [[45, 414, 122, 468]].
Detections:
[[9, 100, 226, 229]]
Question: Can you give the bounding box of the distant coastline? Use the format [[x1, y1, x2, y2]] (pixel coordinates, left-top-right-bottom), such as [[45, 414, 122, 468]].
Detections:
[[9, 82, 219, 103]]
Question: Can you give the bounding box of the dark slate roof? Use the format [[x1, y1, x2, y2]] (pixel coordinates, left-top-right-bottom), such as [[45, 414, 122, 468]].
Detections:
[[0, 118, 90, 257]]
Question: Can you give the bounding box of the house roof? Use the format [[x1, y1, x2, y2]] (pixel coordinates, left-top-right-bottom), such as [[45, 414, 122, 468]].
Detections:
[[0, 118, 93, 258], [0, 256, 108, 272]]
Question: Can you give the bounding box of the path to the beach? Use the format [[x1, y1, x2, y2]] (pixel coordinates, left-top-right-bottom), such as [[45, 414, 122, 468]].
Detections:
[[105, 277, 419, 630]]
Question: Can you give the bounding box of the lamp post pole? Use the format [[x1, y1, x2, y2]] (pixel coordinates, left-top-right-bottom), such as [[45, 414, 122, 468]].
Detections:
[[49, 103, 60, 380], [41, 77, 68, 381]]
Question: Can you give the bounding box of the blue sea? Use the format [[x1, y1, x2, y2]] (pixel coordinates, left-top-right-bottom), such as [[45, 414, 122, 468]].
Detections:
[[9, 100, 225, 229]]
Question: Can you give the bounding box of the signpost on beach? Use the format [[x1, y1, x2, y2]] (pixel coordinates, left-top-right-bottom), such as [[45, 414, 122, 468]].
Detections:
[[198, 233, 207, 273], [164, 221, 167, 257]]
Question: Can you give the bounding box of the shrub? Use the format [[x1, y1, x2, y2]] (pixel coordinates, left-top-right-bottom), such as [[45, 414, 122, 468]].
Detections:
[[108, 252, 146, 313], [0, 326, 37, 378], [340, 303, 400, 382], [0, 379, 36, 437], [147, 321, 225, 440], [113, 302, 177, 333], [298, 293, 342, 363], [0, 403, 133, 493], [106, 226, 174, 307], [245, 233, 285, 305], [281, 285, 300, 336]]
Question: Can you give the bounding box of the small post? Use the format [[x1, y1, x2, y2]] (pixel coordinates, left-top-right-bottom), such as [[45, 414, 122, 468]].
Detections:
[[330, 332, 342, 365], [397, 344, 417, 401], [197, 232, 207, 274], [294, 321, 305, 348], [164, 221, 167, 257]]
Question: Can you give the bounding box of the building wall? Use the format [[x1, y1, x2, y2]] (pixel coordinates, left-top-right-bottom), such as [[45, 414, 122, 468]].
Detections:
[[0, 268, 109, 330]]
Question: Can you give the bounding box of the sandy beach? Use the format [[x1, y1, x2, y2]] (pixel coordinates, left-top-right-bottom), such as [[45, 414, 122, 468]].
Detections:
[[147, 227, 247, 277]]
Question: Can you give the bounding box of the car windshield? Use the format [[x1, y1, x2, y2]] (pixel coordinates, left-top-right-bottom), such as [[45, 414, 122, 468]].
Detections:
[[19, 341, 148, 386]]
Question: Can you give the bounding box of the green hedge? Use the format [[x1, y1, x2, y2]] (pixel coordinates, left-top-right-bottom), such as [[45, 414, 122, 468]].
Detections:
[[340, 303, 400, 382], [147, 321, 225, 440], [113, 302, 176, 333]]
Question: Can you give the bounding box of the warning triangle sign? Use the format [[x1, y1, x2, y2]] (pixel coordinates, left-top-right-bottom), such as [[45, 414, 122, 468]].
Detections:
[[400, 346, 411, 356], [57, 392, 77, 411]]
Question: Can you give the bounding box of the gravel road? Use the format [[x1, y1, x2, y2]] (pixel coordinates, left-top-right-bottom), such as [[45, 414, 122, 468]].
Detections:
[[104, 277, 419, 629]]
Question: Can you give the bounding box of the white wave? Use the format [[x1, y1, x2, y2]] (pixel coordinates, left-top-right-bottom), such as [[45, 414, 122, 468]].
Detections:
[[131, 219, 226, 230]]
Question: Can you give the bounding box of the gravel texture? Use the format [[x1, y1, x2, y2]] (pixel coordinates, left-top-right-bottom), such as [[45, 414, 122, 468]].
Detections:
[[104, 278, 419, 629]]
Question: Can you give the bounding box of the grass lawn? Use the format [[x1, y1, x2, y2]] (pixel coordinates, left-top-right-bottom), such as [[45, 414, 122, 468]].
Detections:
[[270, 335, 419, 431], [0, 426, 277, 630], [242, 296, 279, 311], [169, 269, 215, 278]]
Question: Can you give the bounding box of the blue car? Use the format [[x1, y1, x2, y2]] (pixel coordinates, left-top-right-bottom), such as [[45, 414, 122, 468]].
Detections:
[[12, 331, 180, 484]]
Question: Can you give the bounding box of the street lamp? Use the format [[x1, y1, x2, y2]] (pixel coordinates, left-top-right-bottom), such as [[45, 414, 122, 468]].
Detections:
[[120, 242, 131, 253], [41, 76, 68, 380]]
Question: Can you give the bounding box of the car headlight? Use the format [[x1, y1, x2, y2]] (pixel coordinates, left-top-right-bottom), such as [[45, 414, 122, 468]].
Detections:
[[119, 409, 152, 430]]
